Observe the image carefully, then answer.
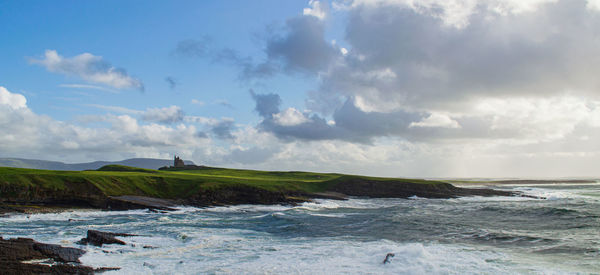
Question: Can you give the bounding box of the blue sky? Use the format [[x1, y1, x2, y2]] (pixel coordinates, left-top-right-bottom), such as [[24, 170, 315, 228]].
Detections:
[[3, 0, 600, 177], [0, 1, 320, 122]]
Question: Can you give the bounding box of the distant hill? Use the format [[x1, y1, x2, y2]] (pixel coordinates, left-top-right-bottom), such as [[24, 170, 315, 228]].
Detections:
[[0, 157, 195, 171]]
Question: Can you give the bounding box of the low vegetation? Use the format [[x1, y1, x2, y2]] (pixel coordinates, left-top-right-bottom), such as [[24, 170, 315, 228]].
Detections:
[[0, 165, 445, 197], [0, 165, 513, 212]]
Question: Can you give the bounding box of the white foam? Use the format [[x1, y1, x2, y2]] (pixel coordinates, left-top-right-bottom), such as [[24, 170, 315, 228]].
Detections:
[[298, 198, 404, 211], [79, 233, 567, 275], [181, 198, 402, 215], [200, 204, 295, 213], [0, 209, 152, 223], [452, 195, 535, 203], [1, 192, 594, 274], [511, 186, 599, 201]]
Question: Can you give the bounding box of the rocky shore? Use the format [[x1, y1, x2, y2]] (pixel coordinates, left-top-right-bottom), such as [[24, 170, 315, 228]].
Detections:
[[0, 178, 535, 216], [0, 235, 119, 274], [0, 170, 543, 273]]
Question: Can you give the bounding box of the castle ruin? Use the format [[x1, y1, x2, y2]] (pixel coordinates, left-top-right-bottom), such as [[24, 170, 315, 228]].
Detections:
[[173, 155, 185, 167], [158, 155, 205, 170]]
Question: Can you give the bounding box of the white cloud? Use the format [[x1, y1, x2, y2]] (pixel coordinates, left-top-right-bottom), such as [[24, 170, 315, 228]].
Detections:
[[304, 0, 327, 20], [587, 0, 600, 10], [31, 50, 143, 90], [5, 85, 600, 177], [473, 96, 596, 142], [309, 0, 600, 116], [409, 113, 460, 129], [273, 107, 310, 126], [0, 86, 27, 109], [184, 116, 219, 125], [0, 86, 210, 162], [346, 0, 562, 28], [142, 106, 185, 124], [59, 83, 118, 93]]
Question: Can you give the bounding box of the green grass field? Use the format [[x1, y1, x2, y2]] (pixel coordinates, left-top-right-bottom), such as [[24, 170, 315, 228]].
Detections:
[[0, 165, 446, 200]]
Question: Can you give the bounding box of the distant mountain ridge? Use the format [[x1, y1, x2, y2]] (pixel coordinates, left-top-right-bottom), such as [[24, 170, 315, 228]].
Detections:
[[0, 157, 195, 171]]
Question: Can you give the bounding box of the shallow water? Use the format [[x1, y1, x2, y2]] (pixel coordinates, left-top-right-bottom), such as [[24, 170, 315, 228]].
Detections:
[[1, 184, 599, 274]]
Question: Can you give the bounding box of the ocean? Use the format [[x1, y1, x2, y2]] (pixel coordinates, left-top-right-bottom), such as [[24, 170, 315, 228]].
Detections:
[[1, 183, 599, 274]]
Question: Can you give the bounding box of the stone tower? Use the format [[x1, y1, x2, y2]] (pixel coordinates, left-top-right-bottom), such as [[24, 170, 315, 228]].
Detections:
[[174, 155, 185, 167]]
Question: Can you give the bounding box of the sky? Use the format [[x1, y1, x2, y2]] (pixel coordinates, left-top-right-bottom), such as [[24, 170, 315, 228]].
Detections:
[[2, 0, 600, 178]]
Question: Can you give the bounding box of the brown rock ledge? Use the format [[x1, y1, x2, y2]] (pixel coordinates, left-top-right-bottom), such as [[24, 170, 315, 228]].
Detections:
[[0, 236, 118, 274]]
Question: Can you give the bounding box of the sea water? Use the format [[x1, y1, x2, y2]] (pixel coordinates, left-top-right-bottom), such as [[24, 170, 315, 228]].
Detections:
[[1, 183, 599, 274]]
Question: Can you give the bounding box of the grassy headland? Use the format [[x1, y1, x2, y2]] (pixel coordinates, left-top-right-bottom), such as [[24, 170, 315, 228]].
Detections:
[[0, 165, 515, 213]]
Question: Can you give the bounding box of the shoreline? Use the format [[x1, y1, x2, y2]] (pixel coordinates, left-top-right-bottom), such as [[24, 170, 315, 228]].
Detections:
[[0, 187, 535, 217], [0, 165, 542, 216], [0, 235, 119, 274]]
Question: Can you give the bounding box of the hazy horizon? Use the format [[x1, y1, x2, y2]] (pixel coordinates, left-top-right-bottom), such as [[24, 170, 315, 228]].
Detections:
[[3, 0, 600, 178]]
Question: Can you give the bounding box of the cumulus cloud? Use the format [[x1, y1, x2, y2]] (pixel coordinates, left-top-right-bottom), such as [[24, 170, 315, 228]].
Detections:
[[0, 86, 209, 162], [409, 113, 460, 129], [5, 85, 600, 177], [30, 50, 144, 91], [238, 0, 600, 149], [265, 15, 339, 73], [0, 86, 27, 109], [321, 0, 600, 113], [169, 0, 600, 153], [303, 0, 328, 20], [252, 92, 420, 143], [251, 90, 600, 147], [210, 119, 236, 139], [273, 108, 310, 126], [251, 90, 282, 118], [142, 106, 185, 124], [10, 0, 600, 177]]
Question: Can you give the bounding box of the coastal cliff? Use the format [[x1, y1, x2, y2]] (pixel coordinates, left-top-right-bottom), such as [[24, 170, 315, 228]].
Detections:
[[0, 165, 523, 214]]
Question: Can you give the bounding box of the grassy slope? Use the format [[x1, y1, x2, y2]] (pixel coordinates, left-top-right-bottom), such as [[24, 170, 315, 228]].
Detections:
[[0, 165, 446, 200]]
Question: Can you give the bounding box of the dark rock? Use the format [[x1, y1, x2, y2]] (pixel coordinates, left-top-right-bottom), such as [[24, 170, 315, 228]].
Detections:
[[77, 230, 137, 247], [94, 267, 122, 272], [310, 192, 348, 200], [0, 236, 119, 274], [32, 242, 86, 263], [148, 208, 169, 213], [108, 195, 177, 211], [329, 176, 520, 199], [187, 185, 299, 207], [383, 253, 395, 264]]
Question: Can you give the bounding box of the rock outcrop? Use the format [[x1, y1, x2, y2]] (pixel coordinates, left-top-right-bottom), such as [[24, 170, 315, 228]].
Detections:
[[0, 236, 118, 274], [77, 230, 136, 247], [328, 176, 517, 199]]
